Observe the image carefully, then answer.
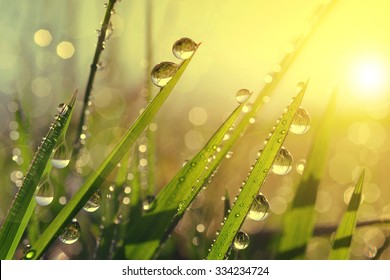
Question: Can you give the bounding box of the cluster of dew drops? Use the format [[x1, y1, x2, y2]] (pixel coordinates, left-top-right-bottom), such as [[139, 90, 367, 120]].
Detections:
[[150, 37, 199, 88], [137, 37, 200, 210], [220, 82, 312, 255]]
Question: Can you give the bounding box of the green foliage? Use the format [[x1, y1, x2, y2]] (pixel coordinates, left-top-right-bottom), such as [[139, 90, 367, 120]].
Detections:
[[276, 90, 337, 259], [207, 85, 306, 260], [328, 169, 365, 260], [0, 92, 76, 259]]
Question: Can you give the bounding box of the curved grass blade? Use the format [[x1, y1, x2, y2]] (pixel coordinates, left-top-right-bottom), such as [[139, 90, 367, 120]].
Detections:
[[0, 92, 76, 260], [207, 86, 306, 260], [124, 102, 246, 259], [328, 169, 365, 260], [276, 89, 337, 259], [27, 52, 198, 260]]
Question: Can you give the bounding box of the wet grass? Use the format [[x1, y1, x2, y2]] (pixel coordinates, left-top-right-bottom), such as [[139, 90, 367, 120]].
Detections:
[[0, 0, 387, 260]]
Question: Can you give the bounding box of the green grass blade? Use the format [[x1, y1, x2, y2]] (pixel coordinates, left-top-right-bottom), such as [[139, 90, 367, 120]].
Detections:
[[207, 86, 306, 260], [328, 169, 365, 260], [27, 52, 197, 260], [276, 90, 337, 259], [0, 92, 76, 260], [124, 102, 246, 259]]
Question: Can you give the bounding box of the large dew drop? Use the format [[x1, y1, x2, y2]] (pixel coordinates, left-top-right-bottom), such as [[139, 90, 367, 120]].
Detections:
[[271, 147, 293, 175], [59, 218, 81, 244], [35, 176, 54, 206], [172, 37, 198, 59], [290, 107, 310, 135], [235, 89, 252, 104], [233, 231, 250, 250], [150, 62, 179, 87], [51, 141, 71, 169], [247, 193, 269, 222], [83, 190, 102, 212]]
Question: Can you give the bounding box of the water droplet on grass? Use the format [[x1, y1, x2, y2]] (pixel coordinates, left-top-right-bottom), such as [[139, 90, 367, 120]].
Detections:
[[296, 159, 306, 175], [142, 195, 155, 211], [83, 190, 102, 212], [248, 194, 269, 221], [172, 37, 198, 59], [35, 176, 54, 206], [24, 250, 36, 259], [233, 231, 250, 250], [272, 147, 293, 175], [290, 107, 310, 135], [150, 62, 179, 87], [51, 141, 71, 169], [235, 89, 252, 104], [59, 218, 81, 244]]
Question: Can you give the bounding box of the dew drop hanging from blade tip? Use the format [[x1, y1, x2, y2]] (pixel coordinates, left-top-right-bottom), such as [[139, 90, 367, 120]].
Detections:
[[172, 37, 198, 60]]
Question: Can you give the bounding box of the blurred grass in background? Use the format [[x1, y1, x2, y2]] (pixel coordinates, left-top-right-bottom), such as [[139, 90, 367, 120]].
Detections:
[[0, 0, 389, 259]]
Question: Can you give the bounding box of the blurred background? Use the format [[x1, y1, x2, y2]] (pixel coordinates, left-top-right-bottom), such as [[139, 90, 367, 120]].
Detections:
[[0, 0, 389, 259]]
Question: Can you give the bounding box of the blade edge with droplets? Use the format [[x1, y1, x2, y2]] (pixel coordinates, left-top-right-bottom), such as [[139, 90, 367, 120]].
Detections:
[[0, 92, 76, 260], [276, 89, 337, 259], [207, 86, 306, 260]]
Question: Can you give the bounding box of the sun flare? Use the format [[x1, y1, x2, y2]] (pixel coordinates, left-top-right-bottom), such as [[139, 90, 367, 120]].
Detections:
[[345, 53, 389, 102]]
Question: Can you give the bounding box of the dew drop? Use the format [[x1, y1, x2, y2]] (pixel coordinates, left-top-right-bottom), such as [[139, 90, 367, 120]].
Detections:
[[150, 62, 179, 87], [83, 190, 102, 212], [56, 103, 67, 114], [233, 231, 250, 250], [296, 82, 306, 92], [142, 195, 156, 211], [296, 159, 306, 175], [105, 22, 114, 40], [290, 107, 310, 135], [172, 37, 198, 59], [235, 89, 252, 104], [24, 250, 35, 259], [271, 147, 293, 175], [59, 218, 81, 244], [242, 103, 253, 113], [247, 193, 269, 221], [51, 141, 71, 169], [96, 61, 105, 70], [226, 151, 233, 159], [35, 176, 54, 206], [23, 244, 32, 255]]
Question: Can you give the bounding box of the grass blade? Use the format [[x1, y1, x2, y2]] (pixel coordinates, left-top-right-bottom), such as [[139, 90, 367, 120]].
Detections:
[[0, 92, 76, 260], [124, 102, 246, 259], [276, 90, 337, 259], [27, 52, 198, 260], [328, 169, 365, 260], [207, 85, 306, 260], [73, 0, 118, 155]]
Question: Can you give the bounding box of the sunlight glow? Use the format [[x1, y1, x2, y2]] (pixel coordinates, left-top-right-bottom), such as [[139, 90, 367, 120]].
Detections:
[[346, 54, 388, 102]]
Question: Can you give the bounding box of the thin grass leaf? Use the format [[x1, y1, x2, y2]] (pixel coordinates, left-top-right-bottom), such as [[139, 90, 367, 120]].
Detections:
[[27, 52, 198, 260], [73, 0, 118, 155], [94, 152, 129, 259], [328, 169, 365, 260], [0, 92, 76, 260], [207, 86, 306, 260], [11, 102, 40, 244], [276, 90, 337, 259], [124, 102, 246, 259]]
